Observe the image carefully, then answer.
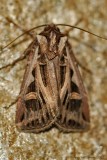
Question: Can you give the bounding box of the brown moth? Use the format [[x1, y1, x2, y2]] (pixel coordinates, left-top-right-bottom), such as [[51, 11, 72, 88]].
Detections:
[[15, 24, 90, 133]]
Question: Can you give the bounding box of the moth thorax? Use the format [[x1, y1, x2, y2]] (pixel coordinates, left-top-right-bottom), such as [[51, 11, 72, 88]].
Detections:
[[49, 31, 58, 53]]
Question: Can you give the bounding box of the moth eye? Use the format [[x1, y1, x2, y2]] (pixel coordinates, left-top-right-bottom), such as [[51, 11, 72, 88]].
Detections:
[[43, 26, 50, 31]]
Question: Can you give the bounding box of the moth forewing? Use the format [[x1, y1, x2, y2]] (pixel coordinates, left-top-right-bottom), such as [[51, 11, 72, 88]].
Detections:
[[15, 24, 90, 133], [16, 29, 60, 133], [55, 40, 90, 132], [68, 46, 90, 124]]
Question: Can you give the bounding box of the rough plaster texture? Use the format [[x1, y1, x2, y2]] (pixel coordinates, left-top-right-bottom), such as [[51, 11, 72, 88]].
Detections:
[[0, 0, 107, 159]]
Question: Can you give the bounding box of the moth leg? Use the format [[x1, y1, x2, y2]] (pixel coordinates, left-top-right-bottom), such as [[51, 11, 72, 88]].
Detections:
[[0, 54, 27, 70], [5, 16, 51, 40], [0, 38, 37, 71], [5, 17, 34, 38], [3, 97, 18, 109], [0, 17, 36, 71], [8, 37, 30, 50]]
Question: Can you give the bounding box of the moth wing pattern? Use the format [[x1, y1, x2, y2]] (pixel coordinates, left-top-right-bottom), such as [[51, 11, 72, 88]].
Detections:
[[55, 40, 90, 132], [16, 36, 59, 133], [15, 24, 90, 133]]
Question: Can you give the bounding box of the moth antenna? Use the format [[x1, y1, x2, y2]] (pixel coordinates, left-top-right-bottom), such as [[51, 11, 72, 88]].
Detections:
[[57, 24, 107, 41], [1, 24, 47, 51], [1, 23, 107, 52]]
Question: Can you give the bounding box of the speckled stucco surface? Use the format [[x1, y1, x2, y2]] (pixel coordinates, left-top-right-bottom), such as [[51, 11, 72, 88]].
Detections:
[[0, 0, 107, 160]]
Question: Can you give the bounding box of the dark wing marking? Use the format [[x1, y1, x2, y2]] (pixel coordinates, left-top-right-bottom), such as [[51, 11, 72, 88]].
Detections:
[[55, 42, 90, 132], [16, 39, 58, 133]]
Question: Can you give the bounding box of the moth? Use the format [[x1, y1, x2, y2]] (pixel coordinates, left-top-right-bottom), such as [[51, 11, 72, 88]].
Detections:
[[15, 24, 90, 133]]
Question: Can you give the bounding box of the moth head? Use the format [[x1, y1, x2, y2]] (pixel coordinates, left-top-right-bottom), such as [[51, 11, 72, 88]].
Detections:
[[40, 23, 60, 34], [39, 23, 64, 40], [38, 24, 66, 59]]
